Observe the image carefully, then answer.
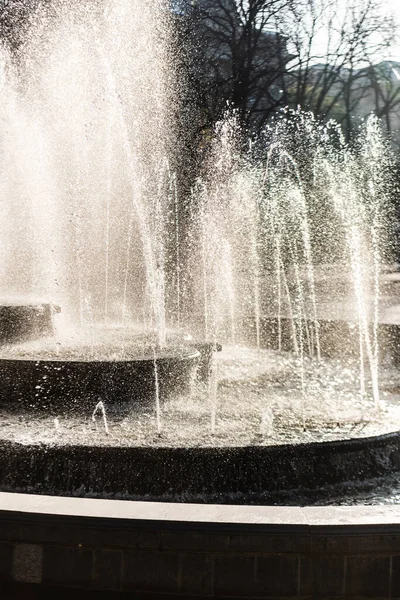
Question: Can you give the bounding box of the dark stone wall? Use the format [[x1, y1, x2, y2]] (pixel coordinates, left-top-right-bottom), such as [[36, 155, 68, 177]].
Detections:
[[245, 316, 400, 364], [0, 351, 199, 410], [2, 501, 400, 599], [0, 304, 57, 344], [1, 430, 400, 499]]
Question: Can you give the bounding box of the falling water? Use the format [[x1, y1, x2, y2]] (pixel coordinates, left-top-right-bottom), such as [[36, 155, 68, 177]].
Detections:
[[0, 0, 172, 338], [0, 0, 395, 438], [209, 352, 218, 436], [92, 401, 109, 435], [260, 407, 274, 437], [153, 348, 162, 435], [189, 110, 393, 429]]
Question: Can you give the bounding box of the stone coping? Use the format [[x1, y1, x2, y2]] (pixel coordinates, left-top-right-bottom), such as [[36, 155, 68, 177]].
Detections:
[[3, 492, 400, 597], [1, 492, 400, 531]]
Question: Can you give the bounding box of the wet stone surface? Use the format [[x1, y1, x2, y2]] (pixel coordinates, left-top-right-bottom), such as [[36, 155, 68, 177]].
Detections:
[[0, 347, 400, 449]]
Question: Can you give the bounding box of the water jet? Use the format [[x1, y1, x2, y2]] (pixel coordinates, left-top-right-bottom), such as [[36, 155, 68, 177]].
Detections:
[[0, 0, 399, 510]]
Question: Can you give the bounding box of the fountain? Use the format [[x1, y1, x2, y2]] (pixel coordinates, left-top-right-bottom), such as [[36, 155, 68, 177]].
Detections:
[[1, 0, 400, 503]]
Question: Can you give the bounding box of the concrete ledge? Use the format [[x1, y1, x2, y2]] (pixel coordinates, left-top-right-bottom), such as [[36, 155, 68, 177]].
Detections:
[[2, 493, 400, 598]]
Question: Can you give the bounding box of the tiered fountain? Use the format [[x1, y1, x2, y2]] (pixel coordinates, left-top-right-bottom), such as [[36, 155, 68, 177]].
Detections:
[[1, 0, 400, 502]]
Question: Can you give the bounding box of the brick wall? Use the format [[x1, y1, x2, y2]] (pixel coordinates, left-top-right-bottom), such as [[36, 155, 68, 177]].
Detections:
[[1, 493, 400, 599]]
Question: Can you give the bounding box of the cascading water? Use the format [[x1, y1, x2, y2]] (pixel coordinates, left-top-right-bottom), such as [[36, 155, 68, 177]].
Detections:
[[92, 400, 109, 436], [186, 110, 394, 436], [0, 0, 172, 339], [0, 0, 398, 450]]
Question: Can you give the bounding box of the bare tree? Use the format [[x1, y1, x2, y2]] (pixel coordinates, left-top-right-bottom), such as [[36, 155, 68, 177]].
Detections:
[[182, 0, 295, 133], [282, 0, 396, 139], [364, 61, 400, 138], [176, 0, 396, 141]]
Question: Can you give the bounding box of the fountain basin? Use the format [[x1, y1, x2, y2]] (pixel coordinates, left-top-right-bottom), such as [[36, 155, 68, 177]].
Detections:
[[0, 350, 200, 411], [1, 343, 400, 498], [1, 425, 400, 501], [249, 316, 400, 362], [0, 303, 60, 344]]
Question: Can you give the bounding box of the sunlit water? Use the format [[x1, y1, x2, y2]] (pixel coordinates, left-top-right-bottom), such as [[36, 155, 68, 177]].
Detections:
[[0, 0, 398, 505], [2, 346, 400, 449]]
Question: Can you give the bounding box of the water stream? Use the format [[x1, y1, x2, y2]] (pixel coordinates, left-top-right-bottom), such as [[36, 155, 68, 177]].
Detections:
[[0, 1, 395, 440]]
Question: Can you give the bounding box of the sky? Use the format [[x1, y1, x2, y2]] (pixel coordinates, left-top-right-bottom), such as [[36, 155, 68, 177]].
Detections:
[[385, 0, 400, 61], [306, 0, 400, 66], [359, 0, 400, 63]]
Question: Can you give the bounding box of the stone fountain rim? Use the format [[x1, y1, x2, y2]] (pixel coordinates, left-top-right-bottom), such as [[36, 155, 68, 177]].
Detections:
[[1, 490, 400, 529], [1, 491, 399, 596], [2, 425, 398, 452], [1, 425, 399, 500], [0, 349, 201, 364]]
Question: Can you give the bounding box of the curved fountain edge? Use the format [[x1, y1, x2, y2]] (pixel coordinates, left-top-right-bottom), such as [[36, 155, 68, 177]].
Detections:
[[1, 491, 400, 598], [1, 428, 400, 499], [0, 349, 201, 409]]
